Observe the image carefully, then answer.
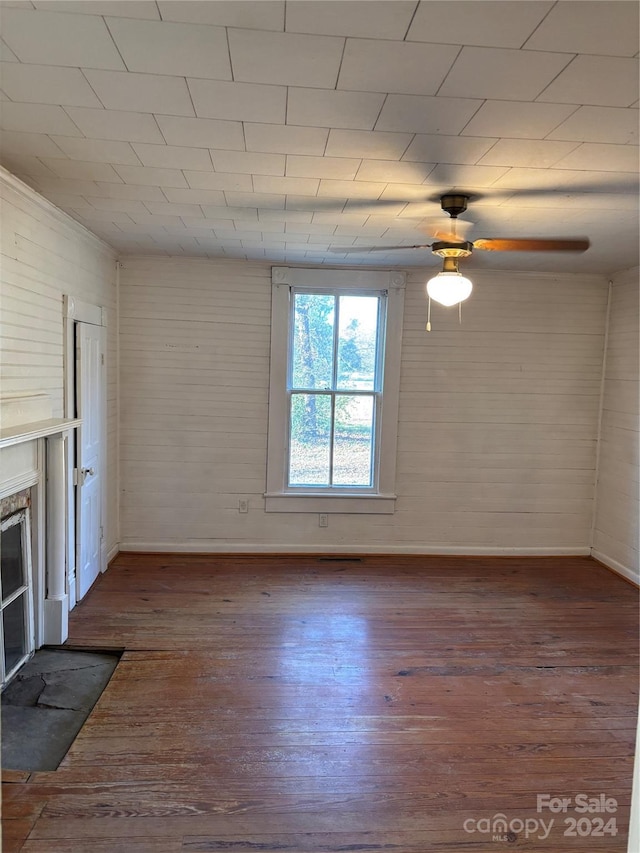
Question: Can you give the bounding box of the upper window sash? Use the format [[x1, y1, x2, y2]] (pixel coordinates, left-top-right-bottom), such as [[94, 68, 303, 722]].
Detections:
[[287, 287, 387, 395]]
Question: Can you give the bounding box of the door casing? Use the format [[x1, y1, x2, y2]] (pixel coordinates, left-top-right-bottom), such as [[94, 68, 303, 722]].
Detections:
[[63, 296, 107, 609]]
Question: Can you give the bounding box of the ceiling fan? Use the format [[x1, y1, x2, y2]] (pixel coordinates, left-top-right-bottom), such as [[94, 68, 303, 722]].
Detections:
[[330, 193, 590, 314], [330, 192, 590, 258]]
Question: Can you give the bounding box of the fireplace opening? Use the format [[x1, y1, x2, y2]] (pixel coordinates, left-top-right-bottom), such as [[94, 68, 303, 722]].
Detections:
[[1, 500, 35, 687]]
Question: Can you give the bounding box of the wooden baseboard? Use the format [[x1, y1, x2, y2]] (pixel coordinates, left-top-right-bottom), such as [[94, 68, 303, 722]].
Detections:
[[591, 549, 640, 587], [106, 543, 120, 567], [118, 540, 591, 557]]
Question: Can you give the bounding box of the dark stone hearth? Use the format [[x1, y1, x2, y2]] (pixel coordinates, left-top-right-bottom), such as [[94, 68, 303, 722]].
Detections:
[[1, 648, 119, 771]]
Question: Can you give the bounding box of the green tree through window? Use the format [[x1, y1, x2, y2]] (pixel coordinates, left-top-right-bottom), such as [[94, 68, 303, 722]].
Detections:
[[288, 291, 381, 488]]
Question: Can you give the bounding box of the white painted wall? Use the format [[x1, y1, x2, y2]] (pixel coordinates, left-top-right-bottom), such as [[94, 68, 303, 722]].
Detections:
[[0, 169, 118, 558], [119, 256, 608, 553], [592, 267, 639, 583]]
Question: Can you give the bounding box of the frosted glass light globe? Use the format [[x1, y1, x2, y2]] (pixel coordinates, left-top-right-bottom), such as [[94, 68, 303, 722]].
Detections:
[[426, 272, 473, 307]]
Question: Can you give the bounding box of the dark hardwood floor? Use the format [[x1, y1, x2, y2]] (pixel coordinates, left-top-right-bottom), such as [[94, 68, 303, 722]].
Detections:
[[2, 554, 638, 852]]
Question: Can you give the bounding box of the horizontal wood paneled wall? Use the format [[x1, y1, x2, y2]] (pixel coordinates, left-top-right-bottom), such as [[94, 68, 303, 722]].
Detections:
[[119, 256, 608, 553], [593, 266, 639, 582], [0, 170, 118, 555]]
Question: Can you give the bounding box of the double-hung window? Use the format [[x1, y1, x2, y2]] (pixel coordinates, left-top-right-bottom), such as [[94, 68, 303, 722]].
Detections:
[[266, 267, 405, 514]]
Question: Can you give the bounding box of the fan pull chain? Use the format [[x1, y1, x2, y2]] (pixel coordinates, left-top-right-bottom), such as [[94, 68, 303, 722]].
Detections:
[[459, 301, 462, 324], [426, 296, 432, 332]]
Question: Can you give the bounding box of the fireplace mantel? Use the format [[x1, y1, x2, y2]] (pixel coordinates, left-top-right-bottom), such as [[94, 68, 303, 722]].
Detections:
[[0, 400, 83, 647], [0, 418, 82, 449]]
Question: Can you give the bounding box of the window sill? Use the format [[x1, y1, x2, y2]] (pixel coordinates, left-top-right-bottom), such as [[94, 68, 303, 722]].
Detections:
[[264, 493, 397, 514]]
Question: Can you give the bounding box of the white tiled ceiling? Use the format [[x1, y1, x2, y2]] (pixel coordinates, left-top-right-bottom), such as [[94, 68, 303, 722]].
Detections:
[[407, 1, 554, 49], [188, 79, 286, 123], [337, 38, 459, 95], [0, 61, 103, 106], [228, 28, 343, 88], [536, 55, 640, 107], [521, 1, 640, 56], [104, 17, 232, 79], [437, 46, 573, 101], [0, 7, 126, 68], [0, 0, 638, 273], [286, 1, 416, 40], [63, 106, 165, 142], [81, 68, 195, 114]]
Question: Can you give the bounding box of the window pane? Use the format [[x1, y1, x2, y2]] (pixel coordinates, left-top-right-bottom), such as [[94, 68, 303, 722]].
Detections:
[[1, 520, 25, 602], [333, 395, 374, 486], [337, 295, 379, 391], [3, 594, 27, 675], [289, 394, 332, 486], [291, 293, 335, 390]]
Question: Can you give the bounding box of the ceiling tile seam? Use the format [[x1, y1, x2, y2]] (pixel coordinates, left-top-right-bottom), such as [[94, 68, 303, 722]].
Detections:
[[53, 105, 86, 140], [127, 142, 144, 169], [101, 15, 131, 74], [528, 47, 640, 61], [152, 113, 170, 148], [533, 52, 580, 103], [518, 0, 559, 51], [332, 35, 349, 94], [453, 98, 490, 140], [183, 82, 205, 152], [321, 124, 331, 159], [224, 25, 234, 84], [420, 163, 439, 184], [545, 140, 586, 168], [352, 160, 378, 183], [548, 147, 636, 173], [371, 92, 391, 134], [538, 103, 583, 142], [22, 156, 55, 180], [402, 1, 422, 43], [42, 135, 70, 161], [397, 132, 419, 164], [467, 138, 508, 168], [161, 191, 185, 211], [240, 120, 248, 156], [0, 78, 14, 102], [432, 43, 465, 99], [535, 141, 587, 170]]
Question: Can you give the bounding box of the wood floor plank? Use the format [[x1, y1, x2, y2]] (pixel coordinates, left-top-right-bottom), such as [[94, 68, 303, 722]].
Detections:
[[2, 771, 32, 784], [1, 818, 39, 853], [20, 841, 182, 853], [3, 554, 637, 852]]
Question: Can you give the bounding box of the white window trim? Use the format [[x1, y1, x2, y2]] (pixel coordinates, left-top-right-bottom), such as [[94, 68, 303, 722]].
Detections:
[[265, 266, 406, 514]]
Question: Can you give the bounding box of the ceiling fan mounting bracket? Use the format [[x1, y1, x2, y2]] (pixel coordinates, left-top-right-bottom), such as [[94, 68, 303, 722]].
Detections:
[[432, 241, 473, 259], [440, 194, 470, 218]]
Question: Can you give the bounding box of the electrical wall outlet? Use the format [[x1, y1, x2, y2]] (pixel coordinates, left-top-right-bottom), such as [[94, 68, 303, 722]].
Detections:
[[319, 513, 328, 528], [238, 499, 248, 513]]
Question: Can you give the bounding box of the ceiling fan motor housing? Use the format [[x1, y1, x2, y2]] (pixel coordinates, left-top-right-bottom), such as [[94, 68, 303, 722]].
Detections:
[[441, 194, 470, 218]]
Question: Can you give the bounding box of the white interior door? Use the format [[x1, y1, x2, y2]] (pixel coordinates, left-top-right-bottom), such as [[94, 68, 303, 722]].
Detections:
[[75, 321, 105, 601]]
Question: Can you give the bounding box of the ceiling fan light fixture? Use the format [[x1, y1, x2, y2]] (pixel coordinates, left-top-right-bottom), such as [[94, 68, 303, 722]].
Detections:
[[426, 271, 473, 307]]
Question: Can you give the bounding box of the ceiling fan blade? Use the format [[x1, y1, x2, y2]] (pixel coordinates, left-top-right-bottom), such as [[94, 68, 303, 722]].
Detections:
[[473, 238, 590, 252], [334, 197, 412, 210], [329, 244, 432, 253]]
